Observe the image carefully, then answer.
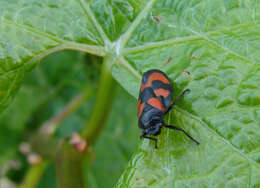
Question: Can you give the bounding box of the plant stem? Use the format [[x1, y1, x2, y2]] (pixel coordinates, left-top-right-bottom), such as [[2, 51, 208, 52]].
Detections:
[[19, 88, 94, 188], [55, 56, 117, 188], [55, 143, 85, 188], [40, 88, 94, 136], [21, 56, 116, 188], [19, 162, 48, 188], [81, 56, 117, 143]]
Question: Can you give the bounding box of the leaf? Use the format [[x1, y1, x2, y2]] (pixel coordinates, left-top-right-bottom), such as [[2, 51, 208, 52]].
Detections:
[[1, 0, 260, 187], [114, 1, 260, 187], [87, 86, 139, 188], [0, 50, 90, 169], [0, 49, 137, 187], [0, 0, 105, 112]]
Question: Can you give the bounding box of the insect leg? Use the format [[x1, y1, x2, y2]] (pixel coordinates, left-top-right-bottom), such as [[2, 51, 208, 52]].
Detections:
[[140, 134, 158, 149], [164, 124, 200, 145], [164, 89, 190, 114]]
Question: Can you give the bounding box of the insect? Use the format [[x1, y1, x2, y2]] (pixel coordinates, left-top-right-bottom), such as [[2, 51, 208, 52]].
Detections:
[[137, 69, 200, 148]]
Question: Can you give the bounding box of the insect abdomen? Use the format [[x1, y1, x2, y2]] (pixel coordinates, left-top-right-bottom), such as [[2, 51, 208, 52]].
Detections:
[[137, 70, 173, 118]]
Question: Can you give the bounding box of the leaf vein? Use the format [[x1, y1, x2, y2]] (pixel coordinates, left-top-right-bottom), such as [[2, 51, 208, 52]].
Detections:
[[123, 21, 260, 55], [0, 67, 21, 106], [119, 0, 157, 48], [1, 18, 62, 43], [120, 56, 141, 80], [248, 161, 251, 188], [187, 28, 254, 65], [0, 44, 105, 79], [174, 106, 260, 168], [1, 19, 106, 56], [78, 0, 111, 45]]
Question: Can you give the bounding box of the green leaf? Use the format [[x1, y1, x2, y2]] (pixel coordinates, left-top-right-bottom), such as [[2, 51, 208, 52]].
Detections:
[[1, 0, 260, 187], [87, 86, 139, 188], [0, 0, 105, 112], [115, 1, 260, 187], [0, 50, 91, 169]]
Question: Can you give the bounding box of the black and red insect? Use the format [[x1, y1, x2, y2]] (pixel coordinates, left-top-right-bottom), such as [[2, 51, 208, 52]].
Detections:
[[138, 69, 200, 148]]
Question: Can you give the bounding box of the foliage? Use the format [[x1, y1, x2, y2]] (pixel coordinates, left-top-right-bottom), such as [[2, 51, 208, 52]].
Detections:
[[0, 0, 260, 187], [0, 50, 138, 187], [0, 50, 87, 168]]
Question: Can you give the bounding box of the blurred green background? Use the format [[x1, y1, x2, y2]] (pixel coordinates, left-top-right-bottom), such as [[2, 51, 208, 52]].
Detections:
[[0, 51, 139, 188]]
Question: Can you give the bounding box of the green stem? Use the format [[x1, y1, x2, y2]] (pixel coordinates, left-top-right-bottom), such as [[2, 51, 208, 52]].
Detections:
[[55, 143, 85, 188], [55, 56, 117, 188], [40, 88, 94, 136], [19, 162, 48, 188], [81, 56, 116, 143], [19, 89, 94, 188]]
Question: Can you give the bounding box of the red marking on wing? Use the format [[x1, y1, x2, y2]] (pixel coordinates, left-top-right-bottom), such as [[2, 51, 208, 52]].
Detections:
[[141, 72, 170, 91], [140, 83, 146, 92], [154, 88, 170, 98], [137, 100, 145, 118], [147, 97, 164, 112]]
